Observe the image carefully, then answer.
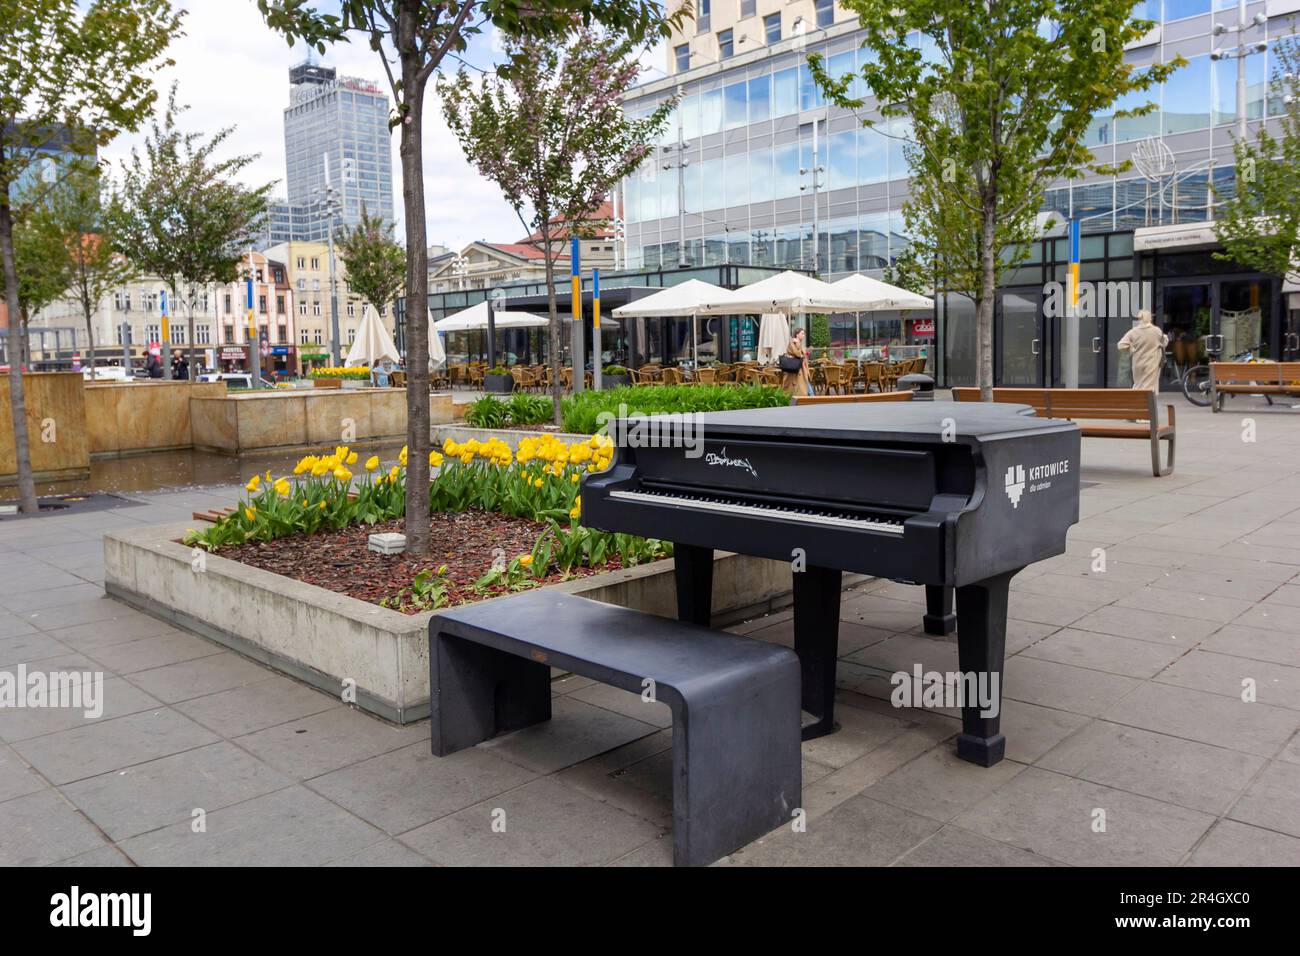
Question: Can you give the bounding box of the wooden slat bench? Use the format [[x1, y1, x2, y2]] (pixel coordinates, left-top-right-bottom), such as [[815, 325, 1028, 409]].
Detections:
[[792, 390, 914, 406], [1210, 362, 1300, 412], [429, 590, 802, 867], [953, 387, 1175, 476]]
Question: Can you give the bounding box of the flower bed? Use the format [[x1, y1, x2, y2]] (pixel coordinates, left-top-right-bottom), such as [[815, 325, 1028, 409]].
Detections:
[[309, 365, 370, 380], [183, 433, 669, 610], [560, 384, 789, 434]]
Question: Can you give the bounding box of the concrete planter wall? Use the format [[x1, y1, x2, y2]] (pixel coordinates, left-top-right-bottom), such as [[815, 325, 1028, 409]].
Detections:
[[190, 388, 457, 455], [85, 380, 227, 457], [1, 372, 89, 484], [103, 521, 845, 724]]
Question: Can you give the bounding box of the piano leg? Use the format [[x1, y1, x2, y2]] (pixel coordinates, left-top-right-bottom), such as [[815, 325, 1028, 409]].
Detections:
[[923, 585, 956, 635], [672, 543, 714, 627], [953, 569, 1019, 767], [793, 565, 843, 741]]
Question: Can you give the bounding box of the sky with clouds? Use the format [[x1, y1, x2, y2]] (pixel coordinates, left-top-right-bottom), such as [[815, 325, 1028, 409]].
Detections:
[[99, 0, 665, 252]]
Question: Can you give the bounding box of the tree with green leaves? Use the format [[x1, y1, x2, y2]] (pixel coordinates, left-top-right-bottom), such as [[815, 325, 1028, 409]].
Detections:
[[2, 185, 76, 365], [1213, 36, 1300, 286], [1, 0, 179, 513], [257, 0, 682, 555], [439, 28, 674, 422], [336, 206, 405, 316], [110, 88, 272, 381], [812, 0, 1180, 398], [40, 160, 136, 376]]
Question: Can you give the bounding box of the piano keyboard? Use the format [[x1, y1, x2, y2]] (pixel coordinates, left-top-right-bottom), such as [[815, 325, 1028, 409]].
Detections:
[[608, 488, 906, 535]]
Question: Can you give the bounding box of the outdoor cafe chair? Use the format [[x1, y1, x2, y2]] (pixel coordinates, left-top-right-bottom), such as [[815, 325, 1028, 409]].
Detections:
[[695, 367, 717, 385], [659, 367, 684, 386]]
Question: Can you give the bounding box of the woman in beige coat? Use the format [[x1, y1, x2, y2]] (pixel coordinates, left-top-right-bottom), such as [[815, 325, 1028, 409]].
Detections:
[[781, 328, 813, 397], [1117, 309, 1169, 391]]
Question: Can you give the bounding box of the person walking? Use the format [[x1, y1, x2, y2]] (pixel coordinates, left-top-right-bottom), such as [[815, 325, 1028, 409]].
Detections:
[[780, 327, 813, 397], [1117, 309, 1168, 391], [145, 350, 163, 379], [171, 351, 189, 380]]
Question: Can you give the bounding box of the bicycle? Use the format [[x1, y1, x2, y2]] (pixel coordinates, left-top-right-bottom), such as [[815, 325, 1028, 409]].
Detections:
[[1181, 346, 1272, 407]]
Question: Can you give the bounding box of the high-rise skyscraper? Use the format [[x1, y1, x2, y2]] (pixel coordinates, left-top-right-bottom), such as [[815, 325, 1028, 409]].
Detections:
[[264, 61, 395, 246]]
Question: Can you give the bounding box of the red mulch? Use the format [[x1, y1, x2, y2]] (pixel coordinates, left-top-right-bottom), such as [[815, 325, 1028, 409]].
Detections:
[[216, 510, 619, 613]]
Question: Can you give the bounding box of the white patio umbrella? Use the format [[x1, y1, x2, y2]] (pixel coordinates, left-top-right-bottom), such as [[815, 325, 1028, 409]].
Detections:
[[613, 279, 730, 369], [345, 304, 401, 368], [434, 300, 549, 332], [695, 270, 870, 318], [426, 310, 446, 367], [756, 313, 791, 364], [829, 274, 935, 351]]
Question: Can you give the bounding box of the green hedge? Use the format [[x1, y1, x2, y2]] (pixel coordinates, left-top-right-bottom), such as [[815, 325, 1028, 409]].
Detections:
[[561, 384, 789, 435]]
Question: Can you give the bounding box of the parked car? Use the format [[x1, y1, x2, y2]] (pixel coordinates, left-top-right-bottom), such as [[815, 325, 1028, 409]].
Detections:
[[82, 365, 132, 382], [196, 372, 275, 390]]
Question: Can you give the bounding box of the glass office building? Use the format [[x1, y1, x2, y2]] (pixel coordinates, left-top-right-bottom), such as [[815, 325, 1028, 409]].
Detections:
[[281, 62, 395, 241], [621, 2, 1300, 387]]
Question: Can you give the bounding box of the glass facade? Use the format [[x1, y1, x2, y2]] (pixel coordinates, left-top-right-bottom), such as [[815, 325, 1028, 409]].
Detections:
[[282, 69, 395, 240], [623, 10, 1292, 270]]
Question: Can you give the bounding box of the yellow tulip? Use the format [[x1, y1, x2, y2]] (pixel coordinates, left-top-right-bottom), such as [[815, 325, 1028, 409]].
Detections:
[[274, 478, 291, 497], [389, 465, 401, 480], [429, 451, 444, 467], [365, 455, 380, 472], [518, 554, 533, 568], [244, 506, 256, 521], [318, 501, 327, 510], [533, 478, 543, 488], [245, 475, 261, 492], [333, 466, 352, 482]]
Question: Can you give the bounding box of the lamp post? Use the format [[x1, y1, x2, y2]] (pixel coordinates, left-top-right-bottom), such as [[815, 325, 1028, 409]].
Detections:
[[313, 154, 345, 368], [661, 84, 691, 269], [800, 117, 826, 275], [1212, 4, 1269, 141]]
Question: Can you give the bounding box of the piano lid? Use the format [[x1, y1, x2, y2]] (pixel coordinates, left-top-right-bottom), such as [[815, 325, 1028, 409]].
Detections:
[[630, 401, 1075, 445]]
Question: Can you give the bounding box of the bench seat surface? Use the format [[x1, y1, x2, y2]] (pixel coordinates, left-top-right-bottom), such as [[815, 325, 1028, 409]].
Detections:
[[433, 591, 797, 697]]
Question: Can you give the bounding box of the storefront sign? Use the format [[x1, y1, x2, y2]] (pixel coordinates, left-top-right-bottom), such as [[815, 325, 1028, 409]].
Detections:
[[1133, 222, 1222, 252], [910, 318, 935, 337], [220, 347, 246, 361]]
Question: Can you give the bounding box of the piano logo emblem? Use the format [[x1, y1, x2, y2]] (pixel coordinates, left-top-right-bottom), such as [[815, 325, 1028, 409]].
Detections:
[[705, 447, 758, 479], [1004, 464, 1027, 508]]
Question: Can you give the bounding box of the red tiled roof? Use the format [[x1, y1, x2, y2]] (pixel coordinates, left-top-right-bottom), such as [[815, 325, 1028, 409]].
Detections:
[[518, 201, 614, 243]]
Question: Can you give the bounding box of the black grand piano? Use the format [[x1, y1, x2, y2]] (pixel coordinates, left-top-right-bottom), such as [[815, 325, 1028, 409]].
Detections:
[[582, 401, 1081, 767]]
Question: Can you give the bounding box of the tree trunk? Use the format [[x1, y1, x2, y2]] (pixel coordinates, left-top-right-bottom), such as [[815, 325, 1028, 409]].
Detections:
[[0, 197, 40, 513], [977, 201, 997, 402], [544, 240, 562, 426], [84, 296, 97, 376], [398, 6, 431, 556]]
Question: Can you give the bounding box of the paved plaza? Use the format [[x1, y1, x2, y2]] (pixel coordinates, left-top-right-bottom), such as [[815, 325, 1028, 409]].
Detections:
[[2, 396, 1299, 867]]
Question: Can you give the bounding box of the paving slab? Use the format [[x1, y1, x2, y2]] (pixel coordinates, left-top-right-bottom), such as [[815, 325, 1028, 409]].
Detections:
[[0, 789, 108, 866]]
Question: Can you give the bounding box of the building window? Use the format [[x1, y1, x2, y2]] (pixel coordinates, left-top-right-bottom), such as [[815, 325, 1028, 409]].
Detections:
[[298, 302, 308, 316], [258, 294, 268, 314], [277, 325, 287, 343], [310, 257, 320, 269], [224, 325, 234, 344], [379, 305, 386, 316], [314, 329, 322, 345], [347, 302, 355, 317], [764, 13, 780, 44], [296, 256, 305, 269], [296, 279, 306, 291], [347, 328, 356, 345], [114, 291, 130, 311], [697, 0, 710, 32], [740, 0, 755, 16], [146, 323, 160, 341], [718, 29, 733, 59], [276, 295, 285, 314], [196, 325, 211, 345], [224, 294, 232, 313], [142, 292, 157, 312], [313, 302, 323, 316], [675, 44, 690, 73], [173, 326, 187, 344], [300, 329, 309, 344], [815, 0, 833, 29], [312, 279, 321, 292]]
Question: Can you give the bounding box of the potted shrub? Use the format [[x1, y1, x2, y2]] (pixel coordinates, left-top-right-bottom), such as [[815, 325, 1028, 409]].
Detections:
[[602, 365, 631, 389], [484, 365, 514, 393]]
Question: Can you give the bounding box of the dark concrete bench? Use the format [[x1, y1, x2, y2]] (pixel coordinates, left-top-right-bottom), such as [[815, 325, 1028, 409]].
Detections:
[[429, 591, 802, 867]]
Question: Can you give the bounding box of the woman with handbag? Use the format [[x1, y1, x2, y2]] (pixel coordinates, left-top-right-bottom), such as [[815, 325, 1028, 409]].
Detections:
[[779, 327, 812, 397]]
